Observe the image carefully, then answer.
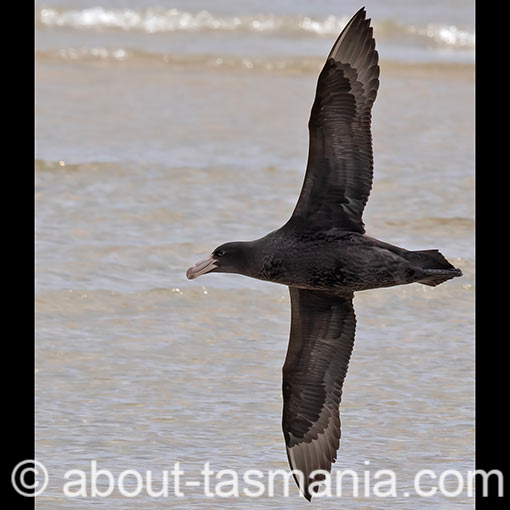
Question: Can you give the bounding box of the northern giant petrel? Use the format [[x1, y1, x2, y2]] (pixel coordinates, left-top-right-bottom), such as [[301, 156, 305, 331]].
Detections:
[[186, 7, 462, 501]]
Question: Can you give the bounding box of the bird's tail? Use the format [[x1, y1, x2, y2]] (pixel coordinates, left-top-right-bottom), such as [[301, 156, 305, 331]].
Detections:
[[405, 249, 463, 287]]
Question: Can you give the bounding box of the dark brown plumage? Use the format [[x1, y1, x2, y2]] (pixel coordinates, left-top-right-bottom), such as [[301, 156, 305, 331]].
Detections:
[[283, 288, 356, 500], [186, 7, 462, 501], [293, 7, 379, 234]]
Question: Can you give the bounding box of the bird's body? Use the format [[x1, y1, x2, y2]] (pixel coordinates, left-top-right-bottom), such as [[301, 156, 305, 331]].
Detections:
[[186, 6, 462, 501], [218, 227, 460, 292]]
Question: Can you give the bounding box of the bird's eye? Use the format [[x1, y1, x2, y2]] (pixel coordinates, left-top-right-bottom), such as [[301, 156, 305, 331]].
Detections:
[[215, 250, 225, 258]]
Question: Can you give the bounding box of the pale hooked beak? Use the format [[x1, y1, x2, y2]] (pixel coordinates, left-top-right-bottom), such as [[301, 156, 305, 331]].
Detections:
[[186, 255, 218, 280]]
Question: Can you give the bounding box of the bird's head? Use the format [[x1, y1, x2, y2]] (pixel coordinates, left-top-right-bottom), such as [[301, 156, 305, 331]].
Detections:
[[186, 242, 249, 280]]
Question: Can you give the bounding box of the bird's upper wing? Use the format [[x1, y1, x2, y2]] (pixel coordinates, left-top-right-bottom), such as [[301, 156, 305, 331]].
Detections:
[[290, 7, 379, 234], [283, 287, 356, 500]]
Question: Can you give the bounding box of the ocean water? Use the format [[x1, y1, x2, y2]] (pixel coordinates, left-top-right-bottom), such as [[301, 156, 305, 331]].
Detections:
[[36, 0, 474, 508]]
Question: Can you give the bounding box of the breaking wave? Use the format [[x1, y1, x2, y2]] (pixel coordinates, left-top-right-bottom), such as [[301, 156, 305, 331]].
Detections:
[[37, 6, 474, 50]]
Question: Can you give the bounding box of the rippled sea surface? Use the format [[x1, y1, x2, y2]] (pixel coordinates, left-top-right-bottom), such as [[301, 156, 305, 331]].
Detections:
[[36, 0, 474, 508]]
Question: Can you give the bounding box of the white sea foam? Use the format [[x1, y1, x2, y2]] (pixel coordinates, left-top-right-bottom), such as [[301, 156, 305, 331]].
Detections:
[[409, 23, 475, 49], [38, 7, 474, 50]]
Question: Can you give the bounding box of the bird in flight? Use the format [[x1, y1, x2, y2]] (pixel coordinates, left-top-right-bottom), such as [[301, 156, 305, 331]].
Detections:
[[186, 7, 462, 501]]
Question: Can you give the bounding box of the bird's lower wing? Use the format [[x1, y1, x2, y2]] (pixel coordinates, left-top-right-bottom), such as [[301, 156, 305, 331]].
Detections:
[[282, 287, 356, 500]]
